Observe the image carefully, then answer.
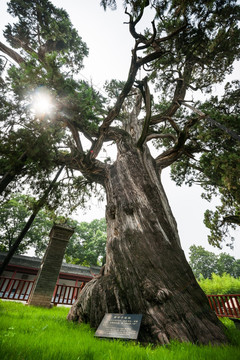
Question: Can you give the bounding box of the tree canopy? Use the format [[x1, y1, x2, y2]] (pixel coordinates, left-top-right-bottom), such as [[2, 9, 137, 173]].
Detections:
[[171, 82, 240, 248], [0, 0, 104, 214], [0, 0, 239, 247]]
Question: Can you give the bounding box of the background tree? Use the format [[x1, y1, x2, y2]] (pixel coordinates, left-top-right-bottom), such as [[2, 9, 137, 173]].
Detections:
[[0, 163, 68, 276], [1, 0, 240, 345], [0, 193, 106, 265], [216, 253, 234, 277], [233, 259, 240, 278], [189, 245, 240, 279], [64, 219, 107, 266], [189, 245, 218, 279], [0, 194, 52, 254]]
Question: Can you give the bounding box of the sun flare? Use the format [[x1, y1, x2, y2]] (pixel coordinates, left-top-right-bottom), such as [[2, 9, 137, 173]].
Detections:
[[31, 88, 54, 118]]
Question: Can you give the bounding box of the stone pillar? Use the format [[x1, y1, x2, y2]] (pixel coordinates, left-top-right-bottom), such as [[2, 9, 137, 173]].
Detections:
[[28, 224, 74, 307]]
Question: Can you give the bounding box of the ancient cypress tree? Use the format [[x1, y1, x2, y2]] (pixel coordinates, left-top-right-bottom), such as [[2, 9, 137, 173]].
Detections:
[[1, 0, 240, 345]]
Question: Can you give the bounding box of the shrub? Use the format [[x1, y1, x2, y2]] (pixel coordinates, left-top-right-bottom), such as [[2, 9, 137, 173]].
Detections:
[[198, 273, 240, 294]]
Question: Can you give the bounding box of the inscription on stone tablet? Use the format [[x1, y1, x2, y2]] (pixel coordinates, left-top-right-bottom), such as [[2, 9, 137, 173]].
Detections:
[[95, 314, 142, 340]]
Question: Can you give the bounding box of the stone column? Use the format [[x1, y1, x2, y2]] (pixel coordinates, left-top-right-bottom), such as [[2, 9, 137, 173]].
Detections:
[[28, 224, 74, 307]]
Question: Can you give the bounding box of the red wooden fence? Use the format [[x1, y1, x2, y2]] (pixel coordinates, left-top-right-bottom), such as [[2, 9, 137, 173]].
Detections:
[[207, 294, 240, 318], [52, 284, 81, 305], [1, 276, 240, 317], [0, 277, 34, 301], [0, 277, 85, 305]]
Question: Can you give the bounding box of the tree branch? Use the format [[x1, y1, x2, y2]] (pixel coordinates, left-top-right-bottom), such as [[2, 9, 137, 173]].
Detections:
[[66, 120, 84, 154], [153, 22, 188, 46], [125, 7, 146, 42], [222, 215, 240, 226], [8, 35, 40, 62], [0, 40, 25, 65], [88, 44, 140, 160], [136, 77, 152, 148], [181, 101, 240, 142], [87, 14, 190, 160], [146, 133, 177, 143], [155, 117, 198, 169], [57, 152, 106, 187]]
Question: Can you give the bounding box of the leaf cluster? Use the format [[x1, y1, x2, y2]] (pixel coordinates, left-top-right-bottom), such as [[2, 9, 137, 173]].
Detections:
[[0, 1, 107, 214], [150, 0, 240, 95], [5, 0, 88, 72]]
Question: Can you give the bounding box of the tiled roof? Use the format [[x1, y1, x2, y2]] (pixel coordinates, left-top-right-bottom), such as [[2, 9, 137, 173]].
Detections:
[[0, 252, 100, 277]]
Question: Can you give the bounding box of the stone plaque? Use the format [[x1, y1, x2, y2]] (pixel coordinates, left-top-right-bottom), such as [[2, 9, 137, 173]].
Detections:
[[95, 313, 142, 340]]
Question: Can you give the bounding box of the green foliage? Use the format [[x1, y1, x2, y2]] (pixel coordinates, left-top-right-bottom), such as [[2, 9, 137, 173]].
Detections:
[[171, 81, 240, 247], [64, 218, 107, 266], [0, 65, 66, 200], [148, 0, 240, 92], [217, 253, 240, 277], [0, 300, 240, 360], [0, 194, 52, 254], [0, 0, 105, 215], [198, 273, 240, 295], [148, 0, 240, 247], [5, 0, 88, 72], [189, 245, 218, 279], [220, 317, 240, 347], [0, 193, 106, 264], [189, 245, 240, 279]]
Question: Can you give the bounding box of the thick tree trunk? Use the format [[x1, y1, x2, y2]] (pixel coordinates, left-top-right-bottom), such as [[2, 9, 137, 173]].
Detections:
[[68, 144, 227, 345]]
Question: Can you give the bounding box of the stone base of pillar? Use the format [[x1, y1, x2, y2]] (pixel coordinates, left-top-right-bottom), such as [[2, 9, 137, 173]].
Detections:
[[27, 294, 53, 308]]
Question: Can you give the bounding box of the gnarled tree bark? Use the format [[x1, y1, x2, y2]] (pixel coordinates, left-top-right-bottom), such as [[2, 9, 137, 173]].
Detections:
[[68, 140, 227, 345]]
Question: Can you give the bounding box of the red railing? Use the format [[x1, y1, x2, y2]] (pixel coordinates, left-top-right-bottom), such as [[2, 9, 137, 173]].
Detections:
[[0, 277, 34, 301], [207, 294, 240, 318], [1, 276, 240, 317], [0, 277, 83, 305], [52, 284, 81, 305]]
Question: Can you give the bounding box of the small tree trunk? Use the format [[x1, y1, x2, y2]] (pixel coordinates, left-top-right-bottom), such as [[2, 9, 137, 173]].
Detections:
[[0, 152, 28, 195], [0, 166, 64, 276], [68, 144, 226, 345]]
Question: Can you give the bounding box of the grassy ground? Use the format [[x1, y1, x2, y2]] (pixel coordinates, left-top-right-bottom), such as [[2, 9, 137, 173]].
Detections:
[[0, 300, 240, 360]]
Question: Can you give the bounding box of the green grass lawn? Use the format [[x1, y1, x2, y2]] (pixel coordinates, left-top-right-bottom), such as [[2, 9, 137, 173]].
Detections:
[[0, 300, 239, 360]]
